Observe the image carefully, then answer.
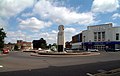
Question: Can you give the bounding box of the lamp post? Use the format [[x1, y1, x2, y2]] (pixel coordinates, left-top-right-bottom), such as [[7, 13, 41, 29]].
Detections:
[[83, 36, 85, 51]]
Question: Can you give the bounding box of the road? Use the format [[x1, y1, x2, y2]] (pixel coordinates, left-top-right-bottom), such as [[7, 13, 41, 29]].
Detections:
[[0, 51, 120, 76]]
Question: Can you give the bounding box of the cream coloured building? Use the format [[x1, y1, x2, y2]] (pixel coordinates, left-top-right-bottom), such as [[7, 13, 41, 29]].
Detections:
[[72, 23, 120, 51]]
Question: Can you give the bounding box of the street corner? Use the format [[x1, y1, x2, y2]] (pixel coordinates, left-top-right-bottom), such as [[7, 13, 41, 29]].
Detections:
[[0, 53, 8, 57]]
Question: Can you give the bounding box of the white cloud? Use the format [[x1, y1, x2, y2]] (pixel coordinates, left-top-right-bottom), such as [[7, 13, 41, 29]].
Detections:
[[64, 27, 76, 42], [92, 0, 119, 13], [34, 0, 95, 25], [0, 0, 34, 18], [65, 28, 76, 33], [31, 28, 76, 44], [52, 30, 58, 34], [19, 17, 52, 32], [21, 13, 34, 17], [40, 33, 56, 43], [5, 28, 77, 44], [39, 28, 76, 44], [0, 18, 7, 28], [112, 13, 120, 19], [5, 30, 27, 43]]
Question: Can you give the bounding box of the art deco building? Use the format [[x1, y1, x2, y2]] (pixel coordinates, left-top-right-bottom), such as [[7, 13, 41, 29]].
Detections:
[[72, 23, 120, 51]]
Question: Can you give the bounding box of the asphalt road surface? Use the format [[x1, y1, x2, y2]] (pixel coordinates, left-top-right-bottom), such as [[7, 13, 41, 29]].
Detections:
[[0, 51, 120, 76]]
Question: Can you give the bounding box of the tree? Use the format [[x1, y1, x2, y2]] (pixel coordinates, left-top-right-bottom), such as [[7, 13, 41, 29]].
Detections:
[[32, 38, 47, 49], [14, 44, 18, 51], [0, 28, 6, 50], [48, 44, 52, 49], [40, 38, 47, 49], [52, 43, 57, 48], [41, 43, 46, 49]]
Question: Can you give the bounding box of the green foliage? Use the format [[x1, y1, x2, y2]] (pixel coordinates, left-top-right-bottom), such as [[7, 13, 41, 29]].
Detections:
[[14, 45, 18, 51], [50, 43, 57, 52], [50, 46, 57, 52], [52, 43, 57, 48], [33, 38, 47, 49], [0, 28, 6, 50], [48, 44, 52, 49], [39, 38, 47, 49], [41, 43, 47, 49]]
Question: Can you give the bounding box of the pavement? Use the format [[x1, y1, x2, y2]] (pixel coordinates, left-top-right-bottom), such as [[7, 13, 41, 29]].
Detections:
[[31, 52, 100, 57], [0, 51, 120, 76], [0, 53, 5, 69], [0, 53, 7, 57]]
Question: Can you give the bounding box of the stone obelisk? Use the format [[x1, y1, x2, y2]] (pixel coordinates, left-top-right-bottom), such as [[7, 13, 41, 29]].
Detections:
[[57, 25, 65, 52]]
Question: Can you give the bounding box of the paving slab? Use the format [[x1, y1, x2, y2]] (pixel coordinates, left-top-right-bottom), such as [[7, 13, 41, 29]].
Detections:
[[30, 52, 100, 57]]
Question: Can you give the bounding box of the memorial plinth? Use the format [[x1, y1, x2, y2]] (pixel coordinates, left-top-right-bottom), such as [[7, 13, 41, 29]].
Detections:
[[57, 25, 65, 52]]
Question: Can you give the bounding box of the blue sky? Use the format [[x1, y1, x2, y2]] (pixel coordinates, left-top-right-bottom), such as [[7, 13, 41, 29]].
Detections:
[[0, 0, 120, 44]]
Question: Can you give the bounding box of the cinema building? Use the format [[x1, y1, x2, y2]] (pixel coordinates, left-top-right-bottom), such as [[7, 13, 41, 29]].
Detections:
[[72, 23, 120, 51]]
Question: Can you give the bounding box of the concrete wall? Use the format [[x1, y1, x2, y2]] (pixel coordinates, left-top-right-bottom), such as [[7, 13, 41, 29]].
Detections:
[[82, 23, 120, 42]]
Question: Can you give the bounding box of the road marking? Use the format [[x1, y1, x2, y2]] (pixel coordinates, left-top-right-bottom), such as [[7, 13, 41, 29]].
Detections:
[[0, 65, 3, 68], [86, 73, 94, 76]]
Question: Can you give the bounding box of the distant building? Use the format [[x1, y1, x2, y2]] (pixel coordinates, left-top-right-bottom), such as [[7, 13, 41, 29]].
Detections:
[[17, 40, 33, 51], [32, 38, 47, 50], [65, 41, 72, 49], [72, 33, 82, 50], [72, 23, 120, 51], [4, 43, 15, 51], [32, 40, 40, 50]]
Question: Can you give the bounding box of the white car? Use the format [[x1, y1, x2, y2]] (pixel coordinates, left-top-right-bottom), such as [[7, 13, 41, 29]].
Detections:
[[88, 49, 98, 52]]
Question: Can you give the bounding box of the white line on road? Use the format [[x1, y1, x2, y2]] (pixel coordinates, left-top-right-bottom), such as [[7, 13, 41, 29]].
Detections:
[[0, 65, 3, 68], [86, 73, 94, 76]]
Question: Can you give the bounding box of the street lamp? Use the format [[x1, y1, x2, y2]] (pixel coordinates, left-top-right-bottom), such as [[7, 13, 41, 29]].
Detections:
[[83, 36, 85, 51]]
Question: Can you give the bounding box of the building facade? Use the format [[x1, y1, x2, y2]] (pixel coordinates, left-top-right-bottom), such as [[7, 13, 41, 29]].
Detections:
[[72, 33, 82, 50], [32, 38, 47, 50], [4, 43, 15, 51], [72, 23, 120, 51], [65, 41, 72, 49], [17, 40, 33, 51]]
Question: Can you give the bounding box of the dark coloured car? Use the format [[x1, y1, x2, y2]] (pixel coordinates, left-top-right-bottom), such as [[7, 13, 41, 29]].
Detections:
[[105, 48, 118, 52]]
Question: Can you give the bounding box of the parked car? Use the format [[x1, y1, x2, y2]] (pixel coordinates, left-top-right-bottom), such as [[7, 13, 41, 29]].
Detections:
[[115, 49, 120, 51], [88, 49, 98, 52], [3, 49, 9, 54], [105, 48, 119, 52]]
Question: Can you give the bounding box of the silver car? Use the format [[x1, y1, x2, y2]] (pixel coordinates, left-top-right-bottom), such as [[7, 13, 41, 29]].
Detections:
[[88, 49, 99, 52]]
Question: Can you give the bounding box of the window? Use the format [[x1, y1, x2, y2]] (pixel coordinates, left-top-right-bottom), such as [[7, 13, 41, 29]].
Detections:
[[94, 32, 97, 41], [102, 32, 105, 41], [98, 32, 101, 41], [116, 33, 119, 40], [83, 36, 85, 42]]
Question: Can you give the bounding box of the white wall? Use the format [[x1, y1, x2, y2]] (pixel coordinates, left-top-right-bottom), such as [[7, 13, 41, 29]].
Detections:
[[111, 27, 120, 41], [82, 23, 120, 42]]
